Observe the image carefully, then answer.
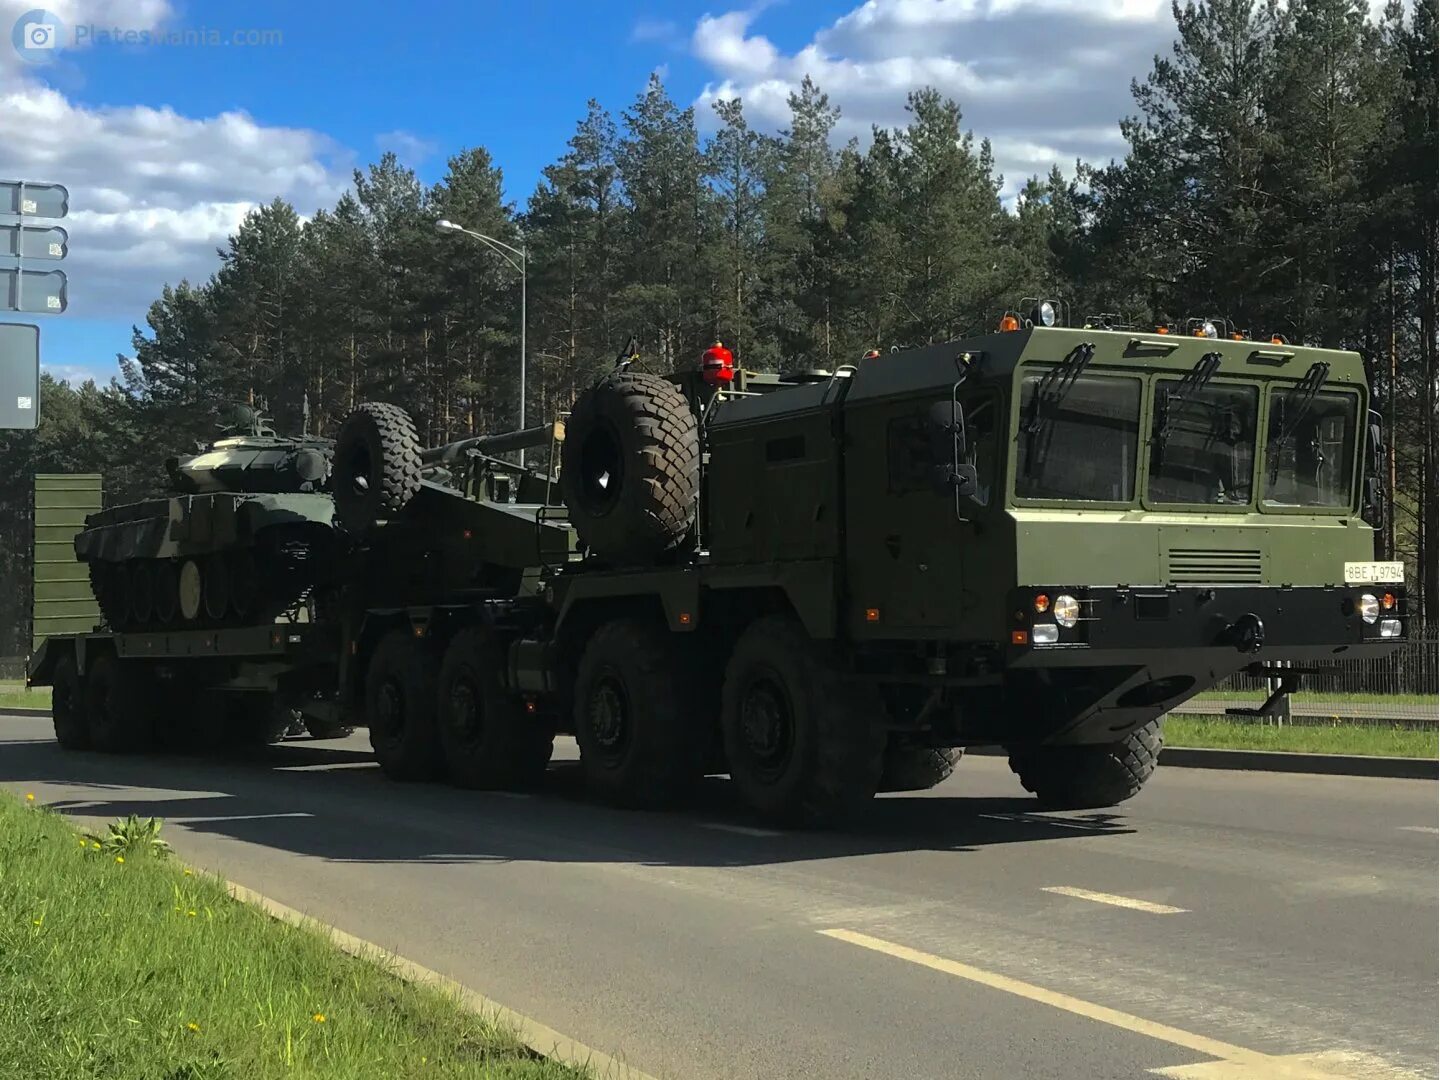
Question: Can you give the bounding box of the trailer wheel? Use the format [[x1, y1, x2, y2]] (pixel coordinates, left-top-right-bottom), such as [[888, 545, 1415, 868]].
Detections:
[[561, 372, 699, 562], [573, 618, 702, 807], [438, 627, 552, 790], [304, 716, 355, 740], [86, 654, 156, 753], [877, 745, 963, 793], [51, 653, 89, 750], [720, 616, 885, 827], [334, 402, 423, 536], [1007, 720, 1163, 809], [366, 629, 442, 781]]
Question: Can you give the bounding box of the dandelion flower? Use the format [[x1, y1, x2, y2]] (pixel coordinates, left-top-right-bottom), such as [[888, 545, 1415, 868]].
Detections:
[[312, 1013, 326, 1023], [183, 869, 193, 876], [115, 856, 124, 864], [31, 918, 41, 926], [25, 792, 34, 802], [79, 837, 86, 846], [91, 841, 101, 849], [187, 910, 196, 917], [186, 1022, 200, 1033]]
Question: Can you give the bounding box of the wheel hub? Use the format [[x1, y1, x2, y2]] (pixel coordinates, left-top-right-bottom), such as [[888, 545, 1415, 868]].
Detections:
[[588, 674, 629, 756], [739, 675, 794, 781], [448, 680, 483, 748], [376, 680, 404, 734]]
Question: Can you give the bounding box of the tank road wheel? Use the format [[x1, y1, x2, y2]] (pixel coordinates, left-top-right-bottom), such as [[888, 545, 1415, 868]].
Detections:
[[51, 653, 89, 750], [128, 561, 155, 626], [365, 629, 442, 781], [85, 654, 156, 754], [572, 618, 703, 807], [334, 402, 423, 536], [721, 616, 886, 828], [878, 745, 963, 794], [201, 554, 230, 622], [438, 627, 553, 790], [153, 561, 180, 624], [178, 559, 204, 623], [561, 372, 700, 562], [227, 550, 260, 621], [88, 562, 127, 630], [1007, 720, 1164, 810]]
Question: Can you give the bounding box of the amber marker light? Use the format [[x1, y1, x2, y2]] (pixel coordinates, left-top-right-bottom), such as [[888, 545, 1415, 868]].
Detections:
[[999, 314, 1020, 332], [865, 607, 881, 622], [1382, 592, 1397, 611], [1011, 630, 1029, 645], [1033, 593, 1050, 614]]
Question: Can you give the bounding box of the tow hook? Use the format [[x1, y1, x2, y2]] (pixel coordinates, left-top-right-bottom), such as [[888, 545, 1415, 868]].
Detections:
[[1229, 612, 1266, 653]]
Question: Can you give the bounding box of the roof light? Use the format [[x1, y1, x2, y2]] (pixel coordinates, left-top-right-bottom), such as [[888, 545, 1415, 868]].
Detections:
[[1032, 300, 1056, 327], [1270, 335, 1287, 345], [1155, 326, 1170, 334], [1195, 320, 1218, 339], [999, 314, 1020, 332]]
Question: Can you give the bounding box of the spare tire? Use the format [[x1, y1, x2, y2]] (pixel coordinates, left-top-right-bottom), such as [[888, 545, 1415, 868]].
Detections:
[[561, 372, 699, 561], [334, 402, 423, 535]]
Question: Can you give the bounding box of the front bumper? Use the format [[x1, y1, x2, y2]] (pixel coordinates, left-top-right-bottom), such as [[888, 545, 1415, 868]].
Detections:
[[1009, 584, 1406, 667]]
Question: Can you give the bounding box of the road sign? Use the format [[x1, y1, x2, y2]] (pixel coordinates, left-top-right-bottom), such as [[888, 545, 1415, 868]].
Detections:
[[0, 267, 68, 313], [1, 223, 67, 260], [0, 180, 69, 218], [0, 322, 40, 430]]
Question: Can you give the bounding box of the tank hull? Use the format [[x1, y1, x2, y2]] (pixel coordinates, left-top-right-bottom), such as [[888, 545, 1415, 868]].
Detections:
[[74, 492, 337, 632]]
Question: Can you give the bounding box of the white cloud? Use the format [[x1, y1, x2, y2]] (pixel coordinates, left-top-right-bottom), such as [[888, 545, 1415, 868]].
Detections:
[[375, 129, 437, 168], [0, 76, 351, 319], [0, 0, 171, 45], [692, 0, 1179, 199], [630, 17, 680, 44]]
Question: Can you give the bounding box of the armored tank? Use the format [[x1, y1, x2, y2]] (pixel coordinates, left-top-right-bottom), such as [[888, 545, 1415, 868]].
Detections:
[[75, 405, 340, 631]]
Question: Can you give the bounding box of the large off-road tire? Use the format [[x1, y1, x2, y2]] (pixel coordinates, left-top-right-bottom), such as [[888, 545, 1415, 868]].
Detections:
[[304, 715, 356, 740], [561, 371, 699, 562], [721, 616, 886, 827], [51, 653, 89, 750], [366, 629, 442, 781], [85, 654, 156, 754], [334, 402, 423, 536], [1007, 720, 1163, 810], [438, 627, 553, 790], [878, 745, 963, 793], [572, 618, 704, 807]]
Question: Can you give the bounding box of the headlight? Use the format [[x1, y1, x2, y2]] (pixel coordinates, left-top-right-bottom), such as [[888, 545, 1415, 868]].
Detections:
[[1358, 593, 1379, 624], [1032, 623, 1060, 645], [1379, 619, 1402, 638], [1053, 594, 1080, 628]]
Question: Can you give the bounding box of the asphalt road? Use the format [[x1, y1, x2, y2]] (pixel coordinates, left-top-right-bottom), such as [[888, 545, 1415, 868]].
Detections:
[[2, 715, 1436, 1080]]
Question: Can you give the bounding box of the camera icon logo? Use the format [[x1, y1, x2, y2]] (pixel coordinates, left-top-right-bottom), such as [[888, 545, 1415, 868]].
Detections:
[[25, 22, 57, 48], [12, 9, 64, 64]]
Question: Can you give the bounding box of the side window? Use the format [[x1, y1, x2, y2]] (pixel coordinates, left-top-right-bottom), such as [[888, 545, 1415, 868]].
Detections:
[[885, 394, 998, 505]]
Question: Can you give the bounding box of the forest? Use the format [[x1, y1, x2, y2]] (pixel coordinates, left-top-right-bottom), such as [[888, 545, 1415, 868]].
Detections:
[[0, 0, 1434, 654]]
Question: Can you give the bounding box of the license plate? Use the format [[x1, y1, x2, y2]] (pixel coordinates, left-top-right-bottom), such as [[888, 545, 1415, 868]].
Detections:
[[1343, 561, 1405, 584]]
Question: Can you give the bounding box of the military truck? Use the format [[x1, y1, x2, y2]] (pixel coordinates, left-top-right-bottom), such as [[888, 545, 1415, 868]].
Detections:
[[27, 312, 1407, 826]]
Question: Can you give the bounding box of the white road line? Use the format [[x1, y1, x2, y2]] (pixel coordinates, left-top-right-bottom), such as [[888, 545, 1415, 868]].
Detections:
[[977, 813, 1107, 831], [1041, 885, 1188, 914], [698, 822, 784, 838], [820, 929, 1424, 1079], [1396, 825, 1438, 836]]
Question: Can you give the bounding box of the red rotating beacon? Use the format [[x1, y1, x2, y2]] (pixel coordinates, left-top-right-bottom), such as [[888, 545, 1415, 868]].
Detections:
[[700, 340, 735, 386]]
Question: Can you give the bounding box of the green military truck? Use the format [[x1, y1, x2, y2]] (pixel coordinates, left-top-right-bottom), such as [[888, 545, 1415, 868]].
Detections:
[[27, 314, 1407, 826]]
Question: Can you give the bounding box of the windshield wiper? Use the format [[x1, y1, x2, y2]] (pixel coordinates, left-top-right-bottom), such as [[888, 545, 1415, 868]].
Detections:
[[1153, 351, 1222, 466], [1022, 341, 1095, 476], [1267, 361, 1331, 484]]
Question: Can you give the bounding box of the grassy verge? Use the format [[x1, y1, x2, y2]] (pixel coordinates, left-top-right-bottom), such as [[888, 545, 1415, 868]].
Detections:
[[1165, 715, 1439, 758], [0, 792, 587, 1079], [1188, 689, 1434, 708], [0, 678, 50, 711]]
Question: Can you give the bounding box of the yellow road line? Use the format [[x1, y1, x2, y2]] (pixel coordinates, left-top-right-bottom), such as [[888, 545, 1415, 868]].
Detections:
[[1041, 885, 1189, 914], [819, 928, 1422, 1078]]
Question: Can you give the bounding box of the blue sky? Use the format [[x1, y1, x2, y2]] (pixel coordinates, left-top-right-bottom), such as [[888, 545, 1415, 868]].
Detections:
[[1, 0, 1203, 386]]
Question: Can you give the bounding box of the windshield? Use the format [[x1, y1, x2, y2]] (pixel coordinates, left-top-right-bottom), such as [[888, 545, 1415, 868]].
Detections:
[[1016, 373, 1140, 502], [1263, 389, 1358, 508], [1148, 380, 1257, 505]]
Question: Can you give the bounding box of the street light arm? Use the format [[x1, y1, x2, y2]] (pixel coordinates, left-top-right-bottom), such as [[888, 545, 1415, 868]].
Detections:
[[449, 225, 525, 271]]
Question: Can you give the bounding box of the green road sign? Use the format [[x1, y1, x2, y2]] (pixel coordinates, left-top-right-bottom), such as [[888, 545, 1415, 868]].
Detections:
[[1, 222, 67, 259], [0, 322, 40, 429], [0, 267, 67, 313], [1, 180, 69, 218]]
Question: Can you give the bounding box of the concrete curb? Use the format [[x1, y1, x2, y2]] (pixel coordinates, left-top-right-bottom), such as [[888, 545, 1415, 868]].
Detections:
[[227, 881, 661, 1080], [1157, 746, 1438, 779], [0, 706, 49, 718]]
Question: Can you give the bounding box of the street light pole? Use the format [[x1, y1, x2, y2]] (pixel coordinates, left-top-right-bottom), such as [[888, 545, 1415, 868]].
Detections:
[[435, 218, 528, 466]]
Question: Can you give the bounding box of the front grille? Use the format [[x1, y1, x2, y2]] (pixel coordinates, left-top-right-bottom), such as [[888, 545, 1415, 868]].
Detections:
[[1166, 547, 1263, 584]]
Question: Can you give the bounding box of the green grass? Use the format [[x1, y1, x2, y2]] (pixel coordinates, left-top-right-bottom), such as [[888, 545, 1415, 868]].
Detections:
[[0, 679, 50, 711], [1165, 715, 1439, 758], [0, 792, 588, 1080], [1189, 688, 1435, 708]]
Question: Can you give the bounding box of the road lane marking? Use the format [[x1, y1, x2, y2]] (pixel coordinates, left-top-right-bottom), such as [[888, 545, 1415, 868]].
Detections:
[[1041, 885, 1188, 914], [1396, 825, 1438, 835], [698, 822, 783, 838], [977, 812, 1109, 831], [1153, 1049, 1426, 1079], [819, 928, 1421, 1079]]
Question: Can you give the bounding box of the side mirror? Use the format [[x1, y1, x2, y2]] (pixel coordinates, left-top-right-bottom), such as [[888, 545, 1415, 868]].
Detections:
[[951, 463, 979, 499], [926, 400, 966, 459]]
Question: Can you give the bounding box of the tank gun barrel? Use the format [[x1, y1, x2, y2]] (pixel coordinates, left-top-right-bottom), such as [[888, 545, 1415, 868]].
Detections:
[[420, 421, 563, 465]]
